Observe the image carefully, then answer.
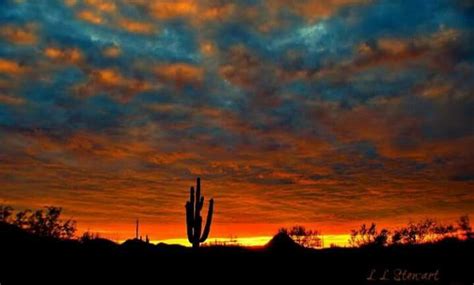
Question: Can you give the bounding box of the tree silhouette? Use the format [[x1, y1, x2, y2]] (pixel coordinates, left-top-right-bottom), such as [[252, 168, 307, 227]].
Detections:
[[6, 206, 76, 239]]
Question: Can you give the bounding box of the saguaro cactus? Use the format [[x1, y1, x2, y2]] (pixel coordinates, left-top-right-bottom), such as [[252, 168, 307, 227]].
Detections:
[[185, 177, 214, 248]]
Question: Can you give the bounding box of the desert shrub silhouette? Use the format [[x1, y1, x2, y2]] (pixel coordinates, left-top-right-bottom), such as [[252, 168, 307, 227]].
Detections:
[[349, 223, 389, 247], [457, 215, 473, 240], [391, 218, 460, 245], [350, 216, 471, 247], [0, 205, 13, 222], [80, 230, 101, 242], [1, 205, 76, 239]]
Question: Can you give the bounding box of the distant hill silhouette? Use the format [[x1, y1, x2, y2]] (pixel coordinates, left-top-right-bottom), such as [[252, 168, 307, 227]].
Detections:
[[265, 232, 302, 251], [81, 237, 118, 248]]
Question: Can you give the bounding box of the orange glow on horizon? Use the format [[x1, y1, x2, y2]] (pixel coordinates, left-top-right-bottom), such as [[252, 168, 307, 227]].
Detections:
[[76, 222, 353, 248], [114, 235, 351, 248]]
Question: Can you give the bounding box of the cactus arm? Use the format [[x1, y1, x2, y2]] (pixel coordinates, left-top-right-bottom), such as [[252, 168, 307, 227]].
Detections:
[[190, 186, 194, 210], [198, 196, 204, 211], [195, 178, 201, 218], [186, 201, 194, 243], [193, 177, 202, 246], [199, 198, 214, 243]]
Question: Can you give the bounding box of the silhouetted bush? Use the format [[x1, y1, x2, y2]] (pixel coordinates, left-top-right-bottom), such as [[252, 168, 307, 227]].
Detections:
[[278, 225, 323, 248], [392, 218, 458, 245], [392, 219, 434, 245], [80, 230, 101, 242], [0, 205, 13, 222], [349, 223, 389, 247], [457, 215, 473, 240], [1, 205, 76, 239], [350, 216, 471, 247]]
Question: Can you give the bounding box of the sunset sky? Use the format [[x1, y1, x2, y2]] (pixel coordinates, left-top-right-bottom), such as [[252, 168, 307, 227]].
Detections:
[[0, 0, 473, 245]]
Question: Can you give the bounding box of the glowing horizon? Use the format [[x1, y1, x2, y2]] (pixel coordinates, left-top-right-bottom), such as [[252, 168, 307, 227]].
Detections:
[[150, 234, 351, 248], [1, 0, 473, 240]]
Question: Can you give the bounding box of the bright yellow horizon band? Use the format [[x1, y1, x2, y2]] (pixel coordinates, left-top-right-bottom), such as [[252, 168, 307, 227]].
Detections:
[[124, 234, 351, 248]]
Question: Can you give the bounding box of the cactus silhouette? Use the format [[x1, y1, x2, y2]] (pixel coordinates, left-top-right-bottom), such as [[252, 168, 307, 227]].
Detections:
[[185, 177, 214, 248]]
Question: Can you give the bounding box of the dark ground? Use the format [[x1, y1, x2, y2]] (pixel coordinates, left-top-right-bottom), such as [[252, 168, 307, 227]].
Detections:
[[1, 222, 473, 285]]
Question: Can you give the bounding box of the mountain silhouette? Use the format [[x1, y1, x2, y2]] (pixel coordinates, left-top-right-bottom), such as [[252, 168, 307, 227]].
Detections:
[[265, 232, 301, 251]]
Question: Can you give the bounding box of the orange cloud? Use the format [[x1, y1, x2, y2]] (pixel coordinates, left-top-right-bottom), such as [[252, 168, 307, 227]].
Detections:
[[376, 38, 409, 54], [354, 29, 462, 71], [77, 10, 103, 25], [266, 0, 371, 22], [0, 59, 27, 75], [317, 100, 421, 159], [147, 152, 198, 165], [199, 3, 235, 22], [281, 29, 464, 86], [372, 29, 460, 55], [155, 63, 204, 87], [150, 1, 198, 19], [145, 102, 189, 113], [85, 0, 116, 12], [147, 1, 234, 24], [64, 0, 77, 6], [44, 47, 83, 64], [144, 0, 359, 31], [219, 47, 251, 81], [0, 93, 25, 105], [218, 45, 276, 93], [118, 19, 155, 34], [95, 69, 125, 86], [311, 97, 472, 166], [200, 41, 216, 56], [418, 83, 452, 99], [75, 68, 155, 101], [102, 46, 121, 58], [65, 131, 156, 159], [0, 24, 38, 45]]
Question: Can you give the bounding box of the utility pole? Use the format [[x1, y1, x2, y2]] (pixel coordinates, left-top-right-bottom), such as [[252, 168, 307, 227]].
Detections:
[[135, 218, 139, 239]]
